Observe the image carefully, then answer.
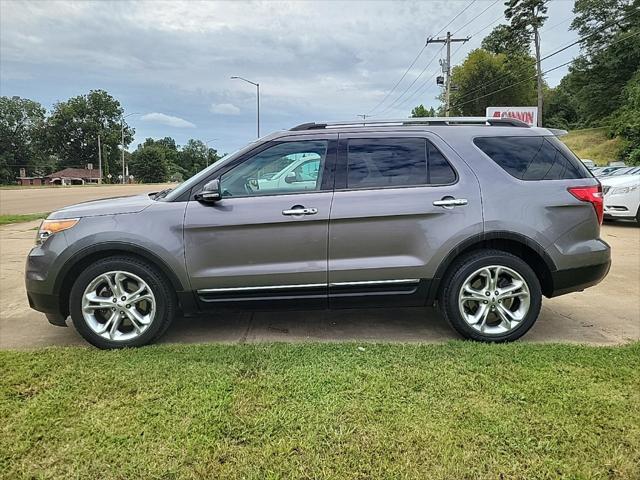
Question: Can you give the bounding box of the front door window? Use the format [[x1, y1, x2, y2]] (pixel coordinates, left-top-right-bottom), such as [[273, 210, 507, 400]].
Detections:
[[220, 140, 328, 197]]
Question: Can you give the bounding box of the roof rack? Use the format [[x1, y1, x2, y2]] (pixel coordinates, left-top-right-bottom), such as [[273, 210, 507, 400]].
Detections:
[[290, 117, 530, 131]]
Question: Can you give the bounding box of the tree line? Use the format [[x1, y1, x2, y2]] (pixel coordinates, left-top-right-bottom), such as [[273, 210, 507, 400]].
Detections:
[[0, 90, 220, 184], [411, 0, 639, 165]]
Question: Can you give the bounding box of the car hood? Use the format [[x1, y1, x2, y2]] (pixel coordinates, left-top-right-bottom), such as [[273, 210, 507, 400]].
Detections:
[[48, 193, 155, 219], [600, 175, 640, 187]]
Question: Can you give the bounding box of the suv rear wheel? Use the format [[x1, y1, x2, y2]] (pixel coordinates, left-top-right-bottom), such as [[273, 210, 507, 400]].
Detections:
[[69, 256, 176, 349], [439, 250, 542, 342]]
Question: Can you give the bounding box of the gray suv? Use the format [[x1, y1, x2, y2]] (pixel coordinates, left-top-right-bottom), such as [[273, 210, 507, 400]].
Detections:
[[26, 118, 611, 348]]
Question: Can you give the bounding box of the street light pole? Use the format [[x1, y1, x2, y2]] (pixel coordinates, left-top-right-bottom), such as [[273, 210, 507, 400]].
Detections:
[[204, 138, 219, 167], [121, 112, 140, 184], [231, 76, 260, 138]]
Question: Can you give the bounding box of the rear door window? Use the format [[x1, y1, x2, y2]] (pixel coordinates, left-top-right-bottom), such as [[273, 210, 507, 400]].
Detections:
[[473, 136, 591, 180], [346, 138, 456, 188]]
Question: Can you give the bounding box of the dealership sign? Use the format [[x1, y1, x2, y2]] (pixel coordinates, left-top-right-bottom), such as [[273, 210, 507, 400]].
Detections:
[[486, 106, 537, 126]]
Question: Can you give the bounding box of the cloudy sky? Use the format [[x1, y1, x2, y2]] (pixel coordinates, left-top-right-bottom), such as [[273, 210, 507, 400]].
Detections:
[[1, 0, 577, 154]]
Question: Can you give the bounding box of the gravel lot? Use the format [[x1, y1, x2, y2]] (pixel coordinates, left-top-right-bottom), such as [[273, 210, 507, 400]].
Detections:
[[0, 187, 638, 348]]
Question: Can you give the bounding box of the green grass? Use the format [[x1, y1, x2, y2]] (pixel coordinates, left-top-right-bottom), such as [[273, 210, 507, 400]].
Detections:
[[561, 127, 624, 165], [0, 213, 48, 225], [1, 342, 639, 479]]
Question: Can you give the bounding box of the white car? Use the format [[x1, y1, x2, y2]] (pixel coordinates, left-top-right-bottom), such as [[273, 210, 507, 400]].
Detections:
[[601, 173, 640, 224], [256, 155, 321, 192]]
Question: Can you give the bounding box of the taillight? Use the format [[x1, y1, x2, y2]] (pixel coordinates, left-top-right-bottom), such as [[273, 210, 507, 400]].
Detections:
[[568, 184, 603, 224]]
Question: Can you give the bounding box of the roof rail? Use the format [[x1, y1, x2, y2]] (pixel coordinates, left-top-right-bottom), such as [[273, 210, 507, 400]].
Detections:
[[289, 117, 530, 131]]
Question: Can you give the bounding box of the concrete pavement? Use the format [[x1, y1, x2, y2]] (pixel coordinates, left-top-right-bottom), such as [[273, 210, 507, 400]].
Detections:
[[1, 220, 638, 349]]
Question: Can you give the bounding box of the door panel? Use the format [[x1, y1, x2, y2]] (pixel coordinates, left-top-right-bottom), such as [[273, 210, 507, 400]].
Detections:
[[183, 134, 337, 308], [328, 132, 483, 307], [185, 192, 333, 305]]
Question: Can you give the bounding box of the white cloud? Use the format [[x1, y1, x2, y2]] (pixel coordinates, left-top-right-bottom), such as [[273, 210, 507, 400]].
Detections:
[[141, 112, 196, 128], [210, 103, 240, 115]]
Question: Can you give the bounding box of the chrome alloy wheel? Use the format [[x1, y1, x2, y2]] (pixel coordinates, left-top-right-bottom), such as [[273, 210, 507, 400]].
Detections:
[[458, 265, 530, 335], [81, 270, 156, 341]]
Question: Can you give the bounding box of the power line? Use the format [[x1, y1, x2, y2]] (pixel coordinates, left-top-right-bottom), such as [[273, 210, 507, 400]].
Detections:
[[541, 15, 573, 33], [367, 0, 479, 115], [452, 9, 639, 105], [373, 46, 445, 116], [432, 0, 478, 38], [395, 4, 636, 117], [451, 29, 640, 110], [366, 44, 427, 115], [383, 27, 484, 115], [469, 14, 504, 38], [426, 32, 471, 115], [452, 0, 501, 36]]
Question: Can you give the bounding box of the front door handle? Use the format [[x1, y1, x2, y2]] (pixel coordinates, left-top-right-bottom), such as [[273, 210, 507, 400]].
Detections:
[[282, 207, 318, 216], [433, 198, 468, 208]]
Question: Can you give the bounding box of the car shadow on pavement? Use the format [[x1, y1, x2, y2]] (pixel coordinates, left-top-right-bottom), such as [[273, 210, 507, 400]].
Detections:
[[159, 307, 459, 344]]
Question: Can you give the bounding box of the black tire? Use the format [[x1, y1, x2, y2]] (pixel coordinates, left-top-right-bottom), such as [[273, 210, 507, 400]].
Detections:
[[439, 249, 542, 342], [69, 256, 176, 349]]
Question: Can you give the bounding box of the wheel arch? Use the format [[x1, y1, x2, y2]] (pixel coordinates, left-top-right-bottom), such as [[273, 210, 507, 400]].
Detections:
[[54, 242, 188, 317], [428, 231, 557, 304]]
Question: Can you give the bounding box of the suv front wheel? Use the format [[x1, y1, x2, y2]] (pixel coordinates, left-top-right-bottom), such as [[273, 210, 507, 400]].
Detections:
[[69, 256, 176, 349], [439, 250, 542, 342]]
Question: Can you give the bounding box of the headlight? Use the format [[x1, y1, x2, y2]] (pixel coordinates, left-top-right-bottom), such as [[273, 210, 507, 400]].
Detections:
[[610, 185, 638, 195], [36, 218, 79, 245]]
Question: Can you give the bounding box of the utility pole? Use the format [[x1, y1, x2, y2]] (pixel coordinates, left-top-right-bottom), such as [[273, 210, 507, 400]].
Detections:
[[356, 114, 370, 123], [97, 134, 102, 185], [426, 32, 469, 116], [533, 25, 543, 126]]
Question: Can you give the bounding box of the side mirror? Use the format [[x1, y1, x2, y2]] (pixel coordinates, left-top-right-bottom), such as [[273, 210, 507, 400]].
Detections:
[[284, 172, 297, 184], [195, 179, 221, 203]]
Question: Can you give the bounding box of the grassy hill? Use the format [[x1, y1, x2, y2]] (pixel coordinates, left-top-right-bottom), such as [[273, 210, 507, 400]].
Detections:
[[561, 127, 623, 166]]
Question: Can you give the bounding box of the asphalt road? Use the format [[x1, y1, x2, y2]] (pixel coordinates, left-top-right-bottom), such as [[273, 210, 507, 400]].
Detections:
[[1, 218, 638, 349], [0, 184, 174, 215]]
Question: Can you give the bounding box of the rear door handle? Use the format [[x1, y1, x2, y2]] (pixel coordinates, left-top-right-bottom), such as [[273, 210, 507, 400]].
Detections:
[[282, 207, 318, 216], [433, 198, 468, 207]]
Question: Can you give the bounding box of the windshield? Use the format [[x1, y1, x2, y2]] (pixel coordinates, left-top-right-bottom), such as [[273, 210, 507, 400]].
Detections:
[[160, 149, 243, 201]]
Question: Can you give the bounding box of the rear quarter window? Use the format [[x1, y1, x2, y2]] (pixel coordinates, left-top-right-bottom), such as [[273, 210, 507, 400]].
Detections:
[[473, 136, 592, 180]]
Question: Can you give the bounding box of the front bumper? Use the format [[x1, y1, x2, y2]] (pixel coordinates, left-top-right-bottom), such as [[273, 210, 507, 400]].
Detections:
[[26, 281, 69, 327], [549, 260, 611, 297], [25, 233, 70, 327]]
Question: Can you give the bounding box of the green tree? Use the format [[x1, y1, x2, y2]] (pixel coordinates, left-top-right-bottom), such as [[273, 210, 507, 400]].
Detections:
[[481, 24, 530, 55], [178, 139, 220, 178], [571, 0, 639, 55], [611, 71, 640, 165], [129, 144, 169, 183], [0, 96, 49, 183], [410, 105, 436, 117], [45, 90, 133, 175], [140, 137, 185, 181], [505, 0, 549, 125], [544, 78, 579, 129], [448, 49, 537, 116]]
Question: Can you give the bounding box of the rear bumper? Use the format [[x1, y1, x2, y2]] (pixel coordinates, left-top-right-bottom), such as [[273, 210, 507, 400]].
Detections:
[[549, 260, 611, 297]]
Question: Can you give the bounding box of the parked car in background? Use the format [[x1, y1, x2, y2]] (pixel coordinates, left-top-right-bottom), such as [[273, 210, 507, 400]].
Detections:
[[26, 117, 611, 348], [596, 166, 627, 177], [607, 166, 640, 177], [601, 172, 640, 225], [581, 159, 595, 169]]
